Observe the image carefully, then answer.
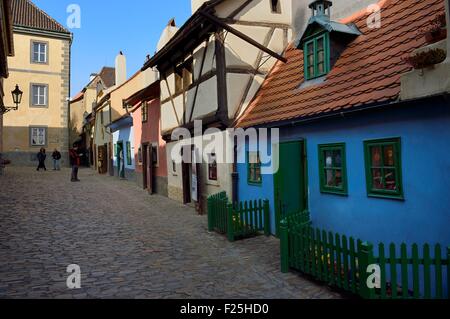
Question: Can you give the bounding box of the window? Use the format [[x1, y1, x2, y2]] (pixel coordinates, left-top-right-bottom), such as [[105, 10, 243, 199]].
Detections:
[[32, 41, 47, 63], [175, 69, 183, 94], [208, 153, 218, 181], [174, 60, 193, 94], [126, 142, 132, 165], [141, 102, 148, 123], [30, 127, 46, 146], [183, 60, 193, 89], [271, 0, 281, 13], [364, 138, 403, 199], [304, 33, 330, 80], [319, 143, 348, 195], [247, 152, 262, 185], [31, 84, 48, 106]]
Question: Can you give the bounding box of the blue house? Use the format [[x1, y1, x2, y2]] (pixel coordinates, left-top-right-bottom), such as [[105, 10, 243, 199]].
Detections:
[[107, 114, 136, 181], [235, 0, 450, 250]]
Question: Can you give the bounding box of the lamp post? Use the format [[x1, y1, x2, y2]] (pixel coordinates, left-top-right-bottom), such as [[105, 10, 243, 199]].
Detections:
[[0, 84, 23, 114]]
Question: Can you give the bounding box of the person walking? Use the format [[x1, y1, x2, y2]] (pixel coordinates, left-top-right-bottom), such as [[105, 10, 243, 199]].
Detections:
[[36, 148, 47, 171], [52, 149, 62, 171], [69, 143, 81, 182]]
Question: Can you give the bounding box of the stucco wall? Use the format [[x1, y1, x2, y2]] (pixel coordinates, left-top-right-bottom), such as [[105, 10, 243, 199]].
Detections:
[[3, 32, 70, 166], [238, 98, 450, 248], [110, 71, 145, 122], [132, 99, 167, 178], [166, 130, 234, 204]]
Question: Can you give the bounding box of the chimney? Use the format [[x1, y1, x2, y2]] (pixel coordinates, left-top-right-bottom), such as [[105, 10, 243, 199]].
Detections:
[[309, 0, 332, 19], [115, 51, 127, 86], [89, 73, 97, 82]]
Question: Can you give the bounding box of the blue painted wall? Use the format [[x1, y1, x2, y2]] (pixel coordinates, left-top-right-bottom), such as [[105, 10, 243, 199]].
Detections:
[[237, 98, 450, 248], [112, 125, 135, 170]]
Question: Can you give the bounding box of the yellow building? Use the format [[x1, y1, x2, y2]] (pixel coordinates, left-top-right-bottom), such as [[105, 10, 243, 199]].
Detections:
[[0, 0, 14, 154], [69, 67, 116, 167], [3, 0, 72, 166]]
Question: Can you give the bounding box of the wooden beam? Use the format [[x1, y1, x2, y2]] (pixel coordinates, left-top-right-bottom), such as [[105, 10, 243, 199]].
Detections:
[[199, 10, 287, 63], [215, 30, 229, 125]]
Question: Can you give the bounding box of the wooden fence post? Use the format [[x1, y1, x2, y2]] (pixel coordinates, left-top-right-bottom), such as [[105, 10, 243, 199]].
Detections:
[[447, 246, 450, 299], [263, 200, 270, 236], [280, 219, 289, 273], [358, 242, 376, 299], [207, 197, 214, 232], [227, 203, 235, 242]]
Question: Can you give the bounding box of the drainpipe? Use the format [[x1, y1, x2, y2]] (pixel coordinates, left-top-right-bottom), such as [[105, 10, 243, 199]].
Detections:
[[445, 0, 450, 63], [231, 140, 239, 205]]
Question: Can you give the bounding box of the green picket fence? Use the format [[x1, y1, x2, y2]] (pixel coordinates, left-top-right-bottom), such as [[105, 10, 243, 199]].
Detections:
[[207, 192, 271, 242], [207, 192, 228, 234], [280, 217, 450, 299]]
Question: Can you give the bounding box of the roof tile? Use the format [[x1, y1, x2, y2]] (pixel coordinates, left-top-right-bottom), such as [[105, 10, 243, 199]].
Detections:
[[236, 0, 445, 128], [11, 0, 70, 34]]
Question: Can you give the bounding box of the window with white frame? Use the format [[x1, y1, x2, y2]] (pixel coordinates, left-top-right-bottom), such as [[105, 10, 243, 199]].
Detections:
[[32, 42, 48, 63], [31, 84, 48, 106], [30, 127, 46, 146]]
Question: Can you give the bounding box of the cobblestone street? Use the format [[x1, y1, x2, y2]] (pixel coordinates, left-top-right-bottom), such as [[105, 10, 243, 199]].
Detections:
[[0, 167, 341, 299]]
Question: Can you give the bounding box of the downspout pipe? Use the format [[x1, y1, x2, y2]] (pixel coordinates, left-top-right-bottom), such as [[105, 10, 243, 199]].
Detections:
[[445, 0, 450, 63]]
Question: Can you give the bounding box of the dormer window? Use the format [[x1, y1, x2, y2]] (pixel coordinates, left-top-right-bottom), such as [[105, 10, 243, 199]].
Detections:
[[271, 0, 281, 14], [299, 0, 361, 82], [304, 32, 330, 80]]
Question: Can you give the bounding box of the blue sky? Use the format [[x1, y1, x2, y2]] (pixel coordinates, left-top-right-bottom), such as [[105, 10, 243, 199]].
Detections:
[[33, 0, 191, 97]]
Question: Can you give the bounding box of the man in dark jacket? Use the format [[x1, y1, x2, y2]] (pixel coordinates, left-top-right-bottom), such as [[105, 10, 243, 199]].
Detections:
[[36, 148, 47, 171], [69, 144, 81, 182], [52, 149, 62, 171]]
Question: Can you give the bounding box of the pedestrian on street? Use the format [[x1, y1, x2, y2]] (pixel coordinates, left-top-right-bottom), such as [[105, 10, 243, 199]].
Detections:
[[52, 148, 62, 171], [36, 148, 47, 171], [69, 143, 81, 182]]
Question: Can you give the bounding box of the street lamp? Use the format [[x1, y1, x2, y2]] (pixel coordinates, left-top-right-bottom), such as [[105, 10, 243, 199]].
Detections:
[[0, 84, 23, 114], [11, 84, 23, 110]]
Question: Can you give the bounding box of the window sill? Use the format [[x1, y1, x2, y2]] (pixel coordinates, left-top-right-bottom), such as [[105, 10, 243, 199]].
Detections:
[[248, 182, 263, 187], [206, 180, 219, 187], [367, 192, 405, 201], [320, 189, 348, 197]]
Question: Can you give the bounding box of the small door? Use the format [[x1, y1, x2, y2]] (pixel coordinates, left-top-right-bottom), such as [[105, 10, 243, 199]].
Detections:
[[182, 146, 192, 204], [98, 145, 108, 174], [148, 146, 154, 194], [142, 144, 149, 190], [274, 141, 307, 236]]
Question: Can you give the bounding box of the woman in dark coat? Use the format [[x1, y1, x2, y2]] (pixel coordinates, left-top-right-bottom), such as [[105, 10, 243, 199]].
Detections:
[[36, 148, 47, 171]]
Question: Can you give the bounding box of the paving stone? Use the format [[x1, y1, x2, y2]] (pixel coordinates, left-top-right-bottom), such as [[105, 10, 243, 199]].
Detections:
[[0, 167, 342, 299]]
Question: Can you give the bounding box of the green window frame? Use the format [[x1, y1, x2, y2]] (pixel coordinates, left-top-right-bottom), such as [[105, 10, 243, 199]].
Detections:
[[304, 32, 330, 80], [247, 151, 262, 185], [364, 137, 403, 200], [318, 143, 348, 195], [126, 141, 132, 166]]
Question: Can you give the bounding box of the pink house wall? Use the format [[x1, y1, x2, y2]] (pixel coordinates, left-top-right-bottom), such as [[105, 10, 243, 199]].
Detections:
[[132, 98, 167, 178]]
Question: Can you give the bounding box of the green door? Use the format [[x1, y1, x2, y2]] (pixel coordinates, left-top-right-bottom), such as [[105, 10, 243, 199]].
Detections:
[[274, 141, 307, 237], [117, 142, 125, 178]]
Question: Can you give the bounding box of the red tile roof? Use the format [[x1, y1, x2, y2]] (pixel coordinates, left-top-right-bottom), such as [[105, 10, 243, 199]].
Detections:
[[236, 0, 445, 128], [11, 0, 70, 34]]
